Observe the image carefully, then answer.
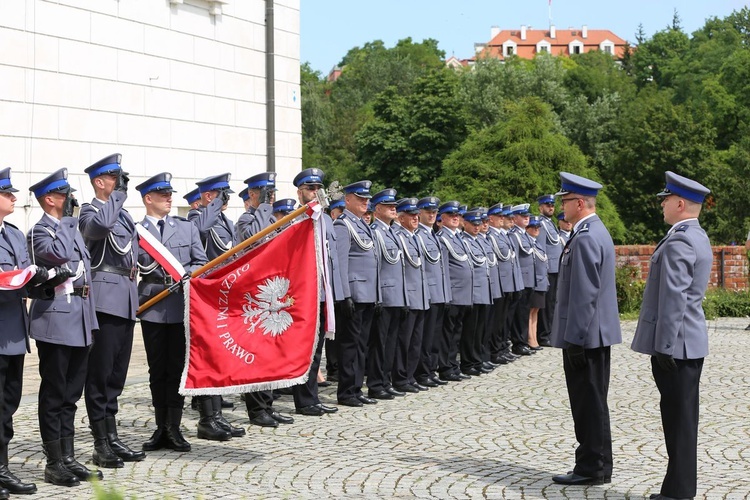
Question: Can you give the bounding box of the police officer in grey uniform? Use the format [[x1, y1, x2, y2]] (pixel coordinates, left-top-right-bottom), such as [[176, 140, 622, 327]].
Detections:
[[478, 209, 502, 371], [367, 188, 406, 399], [551, 172, 622, 486], [536, 195, 563, 347], [414, 196, 451, 387], [136, 173, 207, 453], [486, 204, 517, 365], [236, 173, 277, 241], [187, 173, 241, 441], [391, 198, 431, 392], [0, 168, 51, 495], [183, 188, 201, 210], [292, 168, 341, 416], [435, 201, 473, 381], [79, 154, 145, 468], [557, 212, 572, 243], [631, 172, 712, 500], [334, 181, 380, 407], [508, 204, 536, 356], [28, 168, 102, 486]]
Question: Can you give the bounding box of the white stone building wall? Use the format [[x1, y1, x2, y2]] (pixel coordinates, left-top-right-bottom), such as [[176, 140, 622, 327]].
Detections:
[[0, 0, 301, 231]]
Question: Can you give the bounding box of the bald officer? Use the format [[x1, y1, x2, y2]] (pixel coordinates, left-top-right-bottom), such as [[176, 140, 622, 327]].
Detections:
[[551, 172, 621, 486], [136, 173, 207, 453], [631, 172, 712, 500], [79, 154, 144, 467], [28, 168, 101, 486]]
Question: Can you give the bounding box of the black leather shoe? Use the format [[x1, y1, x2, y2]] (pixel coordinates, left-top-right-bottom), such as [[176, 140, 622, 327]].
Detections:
[[490, 356, 509, 365], [482, 362, 496, 370], [649, 495, 691, 500], [479, 365, 493, 374], [552, 472, 610, 485], [0, 464, 37, 494], [266, 409, 294, 424], [462, 368, 482, 376], [367, 390, 395, 400], [457, 373, 472, 380], [417, 378, 439, 388], [539, 340, 552, 347], [512, 345, 532, 356], [394, 384, 419, 394], [386, 387, 406, 397], [316, 404, 338, 413], [296, 405, 325, 416], [530, 345, 543, 351], [220, 397, 234, 409], [429, 375, 449, 385], [357, 395, 378, 404], [502, 353, 518, 362], [318, 380, 332, 387], [337, 397, 363, 407], [249, 412, 278, 427], [412, 382, 429, 391], [441, 373, 464, 382]]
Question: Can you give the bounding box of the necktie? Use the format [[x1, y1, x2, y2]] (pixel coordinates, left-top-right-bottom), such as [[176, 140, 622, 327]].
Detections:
[[0, 227, 11, 252], [157, 220, 165, 239]]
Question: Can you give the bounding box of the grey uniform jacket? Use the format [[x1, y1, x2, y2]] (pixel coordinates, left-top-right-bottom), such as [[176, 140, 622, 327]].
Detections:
[[631, 219, 712, 359], [509, 226, 535, 289], [479, 233, 502, 300], [530, 235, 550, 292], [236, 203, 274, 241], [461, 233, 492, 305], [371, 219, 406, 308], [487, 227, 515, 295], [392, 224, 430, 311], [79, 193, 138, 321], [27, 214, 98, 347], [550, 215, 622, 349], [436, 227, 473, 307], [0, 222, 32, 355], [235, 206, 256, 242], [415, 224, 451, 304], [321, 214, 345, 302], [137, 215, 207, 324], [334, 209, 380, 304], [188, 198, 236, 261], [539, 216, 563, 274]]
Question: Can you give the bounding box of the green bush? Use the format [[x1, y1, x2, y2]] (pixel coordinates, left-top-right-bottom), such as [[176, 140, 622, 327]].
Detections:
[[615, 264, 646, 314], [702, 288, 750, 319]]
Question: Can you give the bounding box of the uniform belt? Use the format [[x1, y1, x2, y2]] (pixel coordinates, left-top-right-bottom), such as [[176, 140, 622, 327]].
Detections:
[[70, 286, 90, 298], [94, 264, 137, 280], [140, 274, 175, 286]]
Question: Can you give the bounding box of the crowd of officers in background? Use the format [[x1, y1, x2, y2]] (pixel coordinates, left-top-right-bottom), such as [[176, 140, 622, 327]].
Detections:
[[0, 159, 574, 496]]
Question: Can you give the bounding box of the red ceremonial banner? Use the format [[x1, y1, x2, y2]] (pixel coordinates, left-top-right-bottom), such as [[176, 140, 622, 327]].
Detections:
[[180, 218, 320, 395]]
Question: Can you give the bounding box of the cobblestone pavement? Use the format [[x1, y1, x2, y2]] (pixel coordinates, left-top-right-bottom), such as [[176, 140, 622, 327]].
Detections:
[[9, 318, 750, 499]]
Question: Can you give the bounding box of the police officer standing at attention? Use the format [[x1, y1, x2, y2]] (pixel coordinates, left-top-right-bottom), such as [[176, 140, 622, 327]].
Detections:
[[435, 201, 473, 382], [551, 172, 621, 486], [79, 154, 145, 468], [367, 188, 405, 400], [414, 196, 451, 387], [486, 204, 516, 365], [536, 195, 563, 347], [136, 173, 207, 453], [0, 168, 52, 495], [557, 213, 572, 243], [187, 173, 242, 441], [183, 188, 201, 211], [236, 173, 276, 241], [28, 168, 101, 487], [292, 168, 341, 416], [334, 181, 380, 407], [631, 172, 712, 500], [508, 204, 536, 356]]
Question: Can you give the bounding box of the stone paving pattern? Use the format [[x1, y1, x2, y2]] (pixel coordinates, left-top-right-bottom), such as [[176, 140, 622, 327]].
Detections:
[[9, 319, 750, 499]]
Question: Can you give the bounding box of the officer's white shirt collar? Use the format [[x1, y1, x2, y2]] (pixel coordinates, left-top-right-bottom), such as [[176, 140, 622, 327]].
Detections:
[[96, 197, 109, 204], [373, 218, 390, 230], [668, 217, 698, 235], [145, 215, 166, 226], [442, 226, 458, 237], [43, 213, 60, 226], [0, 222, 5, 233], [418, 222, 432, 232], [573, 213, 597, 233]]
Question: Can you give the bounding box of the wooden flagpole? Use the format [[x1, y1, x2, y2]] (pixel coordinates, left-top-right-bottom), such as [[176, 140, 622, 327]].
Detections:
[[136, 204, 311, 315]]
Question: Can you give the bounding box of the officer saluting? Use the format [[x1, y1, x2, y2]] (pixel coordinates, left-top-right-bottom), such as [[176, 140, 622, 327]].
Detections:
[[631, 172, 712, 500], [79, 154, 145, 468], [28, 168, 101, 487], [135, 173, 207, 453], [236, 173, 277, 241]]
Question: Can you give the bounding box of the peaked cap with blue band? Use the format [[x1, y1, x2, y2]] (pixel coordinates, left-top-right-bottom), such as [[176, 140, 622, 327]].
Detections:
[[371, 188, 397, 206], [487, 203, 503, 216], [244, 172, 277, 190], [272, 198, 296, 214], [135, 172, 175, 197], [85, 153, 122, 179], [0, 168, 19, 193], [463, 210, 483, 224], [238, 187, 250, 202], [30, 168, 75, 198], [343, 180, 373, 199], [537, 194, 555, 204], [528, 216, 542, 227], [458, 204, 468, 216], [293, 168, 325, 187], [396, 197, 420, 214], [556, 172, 602, 197], [417, 196, 440, 210], [657, 171, 710, 204], [557, 212, 567, 221], [329, 198, 345, 211], [183, 187, 201, 204], [438, 200, 461, 215], [511, 203, 531, 216], [197, 173, 234, 194], [501, 205, 513, 216]]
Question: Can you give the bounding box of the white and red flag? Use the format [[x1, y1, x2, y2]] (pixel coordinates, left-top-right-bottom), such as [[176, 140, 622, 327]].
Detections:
[[180, 217, 320, 395], [0, 266, 38, 290]]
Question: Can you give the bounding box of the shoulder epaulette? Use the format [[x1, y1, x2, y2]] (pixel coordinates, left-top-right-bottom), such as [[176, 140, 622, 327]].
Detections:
[[578, 223, 590, 233], [370, 223, 377, 230], [675, 225, 689, 232], [171, 215, 188, 222], [4, 221, 18, 230]]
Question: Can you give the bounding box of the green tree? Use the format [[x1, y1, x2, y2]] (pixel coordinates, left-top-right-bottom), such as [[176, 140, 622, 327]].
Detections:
[[436, 97, 625, 241]]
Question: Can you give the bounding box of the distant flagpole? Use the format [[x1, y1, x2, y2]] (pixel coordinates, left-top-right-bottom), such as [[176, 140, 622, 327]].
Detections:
[[548, 0, 553, 28]]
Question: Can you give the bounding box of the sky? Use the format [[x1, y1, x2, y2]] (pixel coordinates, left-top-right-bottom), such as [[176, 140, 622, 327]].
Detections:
[[300, 0, 748, 74]]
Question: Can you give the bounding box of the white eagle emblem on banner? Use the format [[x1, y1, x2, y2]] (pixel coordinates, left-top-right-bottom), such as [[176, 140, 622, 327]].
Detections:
[[242, 276, 295, 336]]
